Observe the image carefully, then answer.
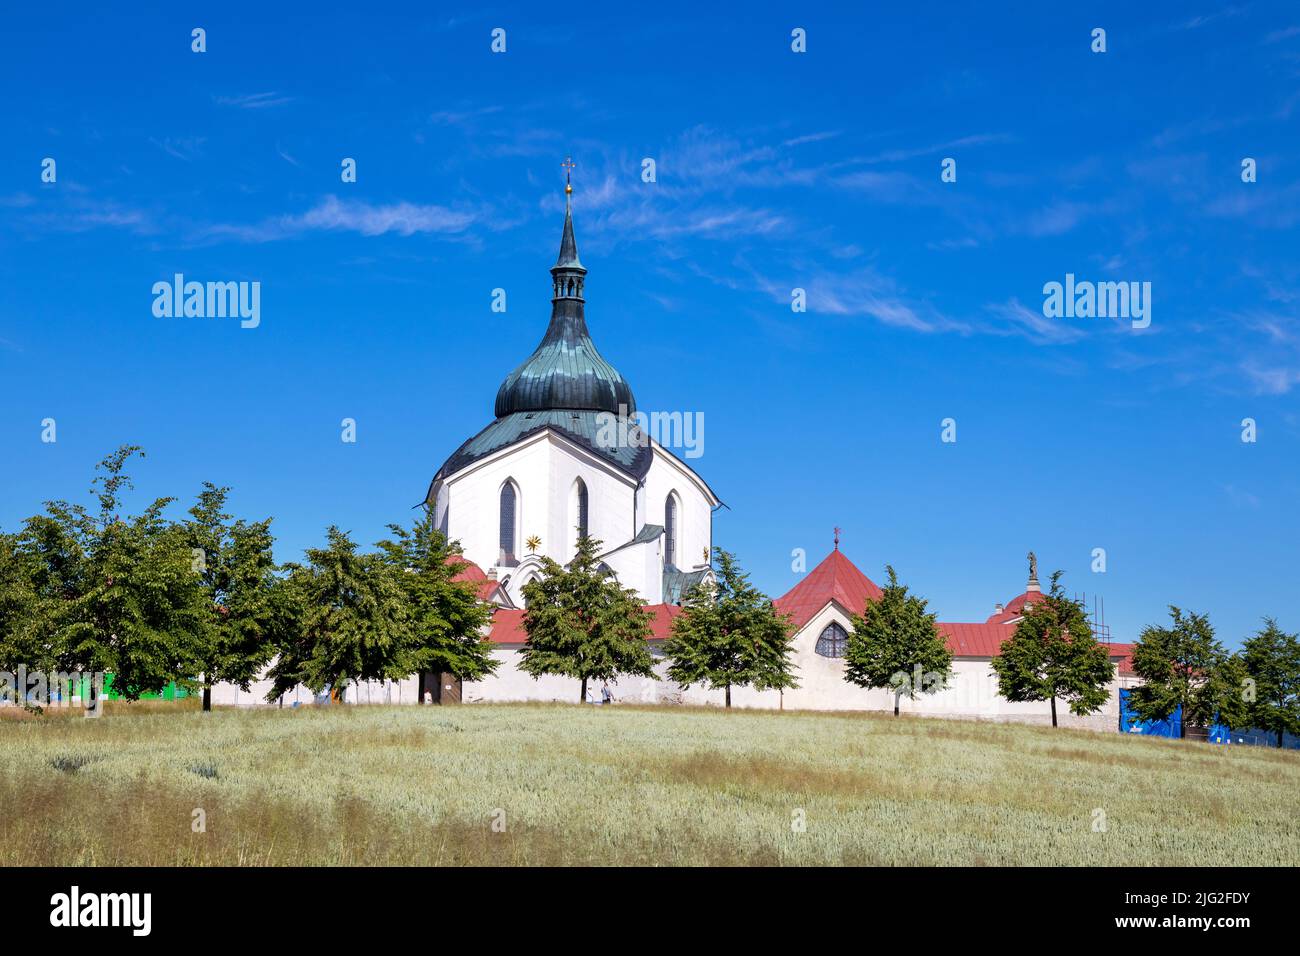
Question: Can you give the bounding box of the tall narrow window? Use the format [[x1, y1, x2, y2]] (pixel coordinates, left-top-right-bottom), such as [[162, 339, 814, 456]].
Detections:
[[575, 479, 589, 540], [499, 482, 517, 565], [664, 494, 678, 568]]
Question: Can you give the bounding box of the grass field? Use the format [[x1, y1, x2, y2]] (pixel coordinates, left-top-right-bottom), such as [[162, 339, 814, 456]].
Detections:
[[2, 702, 1297, 866]]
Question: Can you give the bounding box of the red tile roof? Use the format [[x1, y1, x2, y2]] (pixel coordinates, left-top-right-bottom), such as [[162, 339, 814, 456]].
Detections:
[[486, 603, 683, 645], [938, 622, 1013, 657], [986, 589, 1045, 624], [1108, 642, 1136, 676], [447, 556, 503, 603], [774, 549, 883, 634], [487, 608, 526, 643], [773, 550, 1132, 667]]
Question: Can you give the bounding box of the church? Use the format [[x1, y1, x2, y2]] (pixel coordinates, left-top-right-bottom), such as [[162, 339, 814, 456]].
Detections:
[[216, 177, 1138, 730]]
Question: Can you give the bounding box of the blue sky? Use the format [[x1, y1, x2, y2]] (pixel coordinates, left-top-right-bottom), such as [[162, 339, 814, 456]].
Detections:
[[2, 1, 1298, 647]]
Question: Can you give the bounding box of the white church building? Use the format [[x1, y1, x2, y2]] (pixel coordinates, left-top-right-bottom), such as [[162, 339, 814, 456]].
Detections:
[[216, 180, 1138, 730]]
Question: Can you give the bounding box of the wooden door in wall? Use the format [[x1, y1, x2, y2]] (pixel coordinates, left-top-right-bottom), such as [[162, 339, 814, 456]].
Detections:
[[439, 674, 462, 704], [418, 672, 462, 704]]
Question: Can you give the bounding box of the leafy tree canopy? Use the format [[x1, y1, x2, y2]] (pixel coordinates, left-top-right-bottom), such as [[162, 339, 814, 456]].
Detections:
[[663, 547, 797, 707], [990, 571, 1114, 726], [844, 565, 953, 715], [1127, 605, 1248, 736], [518, 535, 654, 702], [1241, 618, 1300, 747]]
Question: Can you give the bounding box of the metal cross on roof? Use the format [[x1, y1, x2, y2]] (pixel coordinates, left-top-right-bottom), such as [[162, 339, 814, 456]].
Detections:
[[833, 527, 841, 550], [562, 157, 575, 192]]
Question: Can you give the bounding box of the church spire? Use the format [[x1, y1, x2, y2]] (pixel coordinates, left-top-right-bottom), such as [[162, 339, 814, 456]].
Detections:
[[492, 159, 636, 419], [552, 158, 585, 297]]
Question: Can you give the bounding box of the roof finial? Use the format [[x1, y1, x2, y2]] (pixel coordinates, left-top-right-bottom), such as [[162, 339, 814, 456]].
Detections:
[[562, 156, 575, 195], [1026, 550, 1040, 592], [833, 527, 841, 551]]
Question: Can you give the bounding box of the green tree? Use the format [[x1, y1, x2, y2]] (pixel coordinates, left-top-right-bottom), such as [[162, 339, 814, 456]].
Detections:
[[519, 535, 655, 702], [663, 548, 797, 707], [265, 527, 409, 702], [184, 483, 278, 711], [28, 447, 207, 701], [1239, 618, 1299, 747], [376, 511, 497, 684], [0, 532, 42, 704], [844, 565, 953, 716], [1127, 606, 1248, 738], [990, 572, 1113, 727]]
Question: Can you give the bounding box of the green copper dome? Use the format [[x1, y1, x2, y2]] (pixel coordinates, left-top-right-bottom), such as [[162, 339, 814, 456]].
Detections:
[[493, 196, 636, 418]]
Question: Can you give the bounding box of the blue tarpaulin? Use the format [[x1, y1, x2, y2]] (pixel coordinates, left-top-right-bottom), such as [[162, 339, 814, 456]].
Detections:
[[1118, 688, 1231, 743]]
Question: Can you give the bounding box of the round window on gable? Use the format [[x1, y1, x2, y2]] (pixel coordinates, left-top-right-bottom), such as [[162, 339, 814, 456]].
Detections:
[[815, 621, 848, 658]]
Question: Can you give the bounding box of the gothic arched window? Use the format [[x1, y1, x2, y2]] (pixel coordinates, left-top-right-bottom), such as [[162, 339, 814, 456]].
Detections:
[[815, 622, 848, 658], [499, 481, 518, 565], [664, 494, 678, 568], [574, 479, 589, 540]]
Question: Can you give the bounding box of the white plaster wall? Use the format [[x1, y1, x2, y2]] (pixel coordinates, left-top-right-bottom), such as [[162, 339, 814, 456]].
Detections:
[[545, 439, 638, 563], [442, 432, 639, 579], [444, 433, 551, 573], [464, 646, 666, 704], [600, 538, 664, 604], [214, 634, 1129, 733], [642, 445, 714, 571], [705, 603, 1128, 730], [210, 672, 420, 708]]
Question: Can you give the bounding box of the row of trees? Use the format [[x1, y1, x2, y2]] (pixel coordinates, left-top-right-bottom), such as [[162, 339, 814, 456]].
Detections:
[[3, 447, 1297, 746], [0, 446, 496, 709], [516, 539, 799, 706], [831, 565, 1299, 743], [647, 555, 1297, 747]]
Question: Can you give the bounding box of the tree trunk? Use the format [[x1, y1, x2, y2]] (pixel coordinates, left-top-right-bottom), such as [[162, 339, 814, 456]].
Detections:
[[894, 690, 901, 717], [1050, 695, 1057, 728], [202, 685, 212, 712], [1180, 708, 1186, 739], [580, 677, 588, 704], [725, 684, 731, 708]]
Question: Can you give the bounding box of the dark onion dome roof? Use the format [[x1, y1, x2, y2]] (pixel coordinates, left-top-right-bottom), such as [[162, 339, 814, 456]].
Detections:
[[432, 409, 653, 485], [493, 195, 635, 418], [492, 306, 636, 416], [429, 185, 646, 490]]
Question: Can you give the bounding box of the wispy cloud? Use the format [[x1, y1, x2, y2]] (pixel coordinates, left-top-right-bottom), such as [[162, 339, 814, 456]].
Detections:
[[198, 195, 477, 243], [852, 133, 1012, 165], [754, 268, 964, 334], [214, 92, 294, 109], [430, 105, 503, 126], [1241, 362, 1300, 395], [1223, 484, 1261, 509], [985, 299, 1086, 345], [782, 130, 841, 147], [1020, 200, 1095, 238], [149, 136, 206, 161], [25, 199, 156, 235]]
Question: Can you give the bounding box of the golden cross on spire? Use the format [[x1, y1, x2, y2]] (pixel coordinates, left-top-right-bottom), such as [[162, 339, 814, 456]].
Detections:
[[562, 156, 575, 194]]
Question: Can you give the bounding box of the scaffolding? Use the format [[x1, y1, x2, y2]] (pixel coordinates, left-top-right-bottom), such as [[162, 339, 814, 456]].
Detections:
[[1073, 591, 1112, 644]]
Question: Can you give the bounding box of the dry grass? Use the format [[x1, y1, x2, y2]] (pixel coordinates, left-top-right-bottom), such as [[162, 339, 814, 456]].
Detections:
[[1, 702, 1296, 866]]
